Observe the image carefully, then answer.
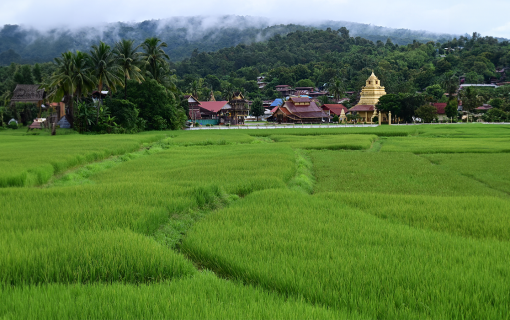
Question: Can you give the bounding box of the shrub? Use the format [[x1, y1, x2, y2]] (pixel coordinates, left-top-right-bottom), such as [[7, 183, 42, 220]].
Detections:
[[8, 122, 18, 129]]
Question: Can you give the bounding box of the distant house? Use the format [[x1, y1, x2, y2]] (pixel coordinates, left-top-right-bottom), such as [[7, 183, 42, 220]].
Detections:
[[275, 85, 294, 97], [271, 96, 329, 123], [10, 84, 46, 123], [475, 104, 493, 112], [187, 93, 249, 125], [321, 104, 348, 122], [431, 103, 449, 121]]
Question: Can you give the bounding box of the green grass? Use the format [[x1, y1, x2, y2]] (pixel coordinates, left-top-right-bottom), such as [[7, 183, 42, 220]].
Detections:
[[0, 133, 165, 187], [423, 153, 510, 194], [381, 137, 510, 153], [312, 151, 507, 197], [182, 189, 510, 319], [2, 125, 510, 318], [0, 272, 354, 320], [270, 134, 377, 150]]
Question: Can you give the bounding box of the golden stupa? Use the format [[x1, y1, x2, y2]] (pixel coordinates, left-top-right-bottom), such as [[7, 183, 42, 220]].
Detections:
[[356, 72, 386, 106]]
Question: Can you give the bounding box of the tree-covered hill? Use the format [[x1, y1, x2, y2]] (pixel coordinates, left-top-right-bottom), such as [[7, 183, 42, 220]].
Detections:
[[0, 15, 484, 66], [173, 28, 510, 95]]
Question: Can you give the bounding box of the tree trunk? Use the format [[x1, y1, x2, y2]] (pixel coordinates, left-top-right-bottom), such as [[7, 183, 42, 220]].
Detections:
[[124, 75, 128, 99]]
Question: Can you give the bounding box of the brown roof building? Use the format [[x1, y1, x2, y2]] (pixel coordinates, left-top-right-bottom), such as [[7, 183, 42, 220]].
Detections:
[[272, 96, 329, 123]]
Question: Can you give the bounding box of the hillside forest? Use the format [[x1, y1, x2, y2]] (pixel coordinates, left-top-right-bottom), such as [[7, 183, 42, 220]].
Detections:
[[1, 28, 510, 133]]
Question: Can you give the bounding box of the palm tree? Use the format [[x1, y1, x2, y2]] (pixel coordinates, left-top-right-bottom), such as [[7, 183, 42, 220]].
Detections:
[[113, 39, 144, 99], [327, 78, 344, 102], [141, 37, 170, 79], [89, 41, 123, 123], [47, 51, 75, 124], [72, 51, 95, 101], [440, 71, 459, 101], [150, 62, 180, 99], [189, 79, 201, 99], [223, 83, 236, 101]]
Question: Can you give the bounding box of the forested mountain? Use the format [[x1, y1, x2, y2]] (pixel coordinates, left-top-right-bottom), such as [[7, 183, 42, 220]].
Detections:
[[173, 29, 510, 96], [0, 15, 482, 66]]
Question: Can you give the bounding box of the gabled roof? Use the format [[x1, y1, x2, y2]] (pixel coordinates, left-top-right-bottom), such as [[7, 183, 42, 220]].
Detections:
[[349, 105, 375, 112], [322, 104, 348, 115], [281, 99, 329, 119], [11, 84, 45, 102], [199, 101, 229, 113], [475, 104, 493, 111], [270, 99, 284, 107], [432, 103, 447, 114]]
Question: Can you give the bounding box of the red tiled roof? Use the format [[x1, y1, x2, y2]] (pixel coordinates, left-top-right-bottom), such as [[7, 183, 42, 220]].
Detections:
[[475, 104, 493, 110], [199, 101, 229, 113], [349, 105, 375, 112], [432, 103, 447, 114], [322, 104, 348, 116], [270, 106, 278, 113], [276, 85, 291, 88]]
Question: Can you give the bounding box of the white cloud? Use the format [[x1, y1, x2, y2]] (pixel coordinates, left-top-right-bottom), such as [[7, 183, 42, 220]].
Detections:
[[0, 0, 508, 38]]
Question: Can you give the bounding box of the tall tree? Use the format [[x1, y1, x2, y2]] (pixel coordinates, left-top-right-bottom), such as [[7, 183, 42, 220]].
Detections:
[[250, 97, 265, 121], [440, 71, 459, 101], [32, 63, 43, 83], [72, 51, 95, 101], [89, 41, 123, 123], [47, 51, 76, 124], [141, 37, 170, 79], [113, 39, 145, 99], [327, 78, 344, 102]]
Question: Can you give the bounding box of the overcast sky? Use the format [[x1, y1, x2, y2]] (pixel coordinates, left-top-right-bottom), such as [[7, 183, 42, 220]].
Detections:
[[1, 0, 509, 38]]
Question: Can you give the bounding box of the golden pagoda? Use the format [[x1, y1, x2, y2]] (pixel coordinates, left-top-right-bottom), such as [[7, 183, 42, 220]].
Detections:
[[357, 71, 386, 105], [349, 72, 387, 123]]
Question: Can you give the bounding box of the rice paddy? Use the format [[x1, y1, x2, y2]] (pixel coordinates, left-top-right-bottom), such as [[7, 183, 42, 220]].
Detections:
[[1, 124, 509, 319]]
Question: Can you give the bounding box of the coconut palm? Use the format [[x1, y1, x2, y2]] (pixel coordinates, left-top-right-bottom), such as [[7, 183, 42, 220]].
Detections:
[[88, 41, 123, 122], [72, 51, 95, 101], [140, 37, 170, 79], [113, 39, 145, 99], [47, 51, 76, 123], [327, 77, 344, 102], [440, 71, 459, 101], [150, 62, 180, 99], [223, 83, 236, 101]]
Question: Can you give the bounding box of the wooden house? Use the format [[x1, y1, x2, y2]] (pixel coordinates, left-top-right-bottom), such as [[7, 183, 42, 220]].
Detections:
[[272, 96, 329, 123]]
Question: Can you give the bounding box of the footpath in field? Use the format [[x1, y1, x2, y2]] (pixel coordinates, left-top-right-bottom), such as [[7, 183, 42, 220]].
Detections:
[[1, 124, 509, 319]]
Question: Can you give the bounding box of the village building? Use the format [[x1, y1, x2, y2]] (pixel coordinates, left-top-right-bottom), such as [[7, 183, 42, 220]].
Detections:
[[348, 72, 387, 123], [272, 96, 329, 123], [431, 103, 449, 121], [275, 85, 294, 97], [10, 84, 45, 121], [187, 92, 249, 125], [321, 104, 348, 122]]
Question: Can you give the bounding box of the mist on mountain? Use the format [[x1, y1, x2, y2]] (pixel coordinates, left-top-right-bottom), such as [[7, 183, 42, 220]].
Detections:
[[0, 15, 497, 66]]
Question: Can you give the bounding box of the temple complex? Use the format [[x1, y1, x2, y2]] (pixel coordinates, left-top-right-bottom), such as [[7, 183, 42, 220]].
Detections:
[[349, 72, 387, 123]]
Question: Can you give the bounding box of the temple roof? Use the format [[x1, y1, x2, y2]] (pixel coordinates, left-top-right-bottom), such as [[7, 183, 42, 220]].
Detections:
[[349, 105, 375, 112]]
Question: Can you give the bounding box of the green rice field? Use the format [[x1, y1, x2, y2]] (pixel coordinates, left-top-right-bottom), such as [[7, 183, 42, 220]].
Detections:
[[1, 123, 509, 319]]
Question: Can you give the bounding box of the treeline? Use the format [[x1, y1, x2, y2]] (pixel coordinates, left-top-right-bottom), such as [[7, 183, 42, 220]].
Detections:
[[1, 38, 186, 133], [2, 28, 510, 131]]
